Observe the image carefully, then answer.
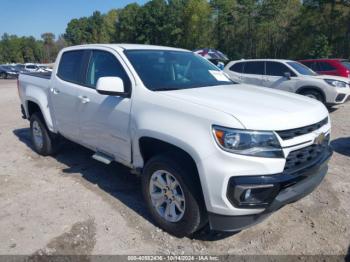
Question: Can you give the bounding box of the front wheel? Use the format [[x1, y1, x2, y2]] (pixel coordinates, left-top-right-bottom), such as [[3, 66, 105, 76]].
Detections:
[[142, 154, 207, 237], [300, 89, 324, 103]]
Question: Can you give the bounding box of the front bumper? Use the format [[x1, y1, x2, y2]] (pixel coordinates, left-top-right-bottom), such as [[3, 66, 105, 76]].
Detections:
[[208, 145, 332, 232], [327, 87, 350, 104]]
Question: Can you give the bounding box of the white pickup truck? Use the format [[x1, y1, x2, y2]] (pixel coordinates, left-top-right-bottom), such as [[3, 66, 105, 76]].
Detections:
[[18, 44, 333, 237]]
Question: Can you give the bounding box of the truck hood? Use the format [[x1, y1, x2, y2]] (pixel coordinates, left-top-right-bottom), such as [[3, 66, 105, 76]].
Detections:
[[159, 84, 329, 131]]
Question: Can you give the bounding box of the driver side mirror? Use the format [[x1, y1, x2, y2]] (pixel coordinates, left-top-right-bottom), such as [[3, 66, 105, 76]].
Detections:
[[96, 77, 127, 96], [284, 72, 291, 80]]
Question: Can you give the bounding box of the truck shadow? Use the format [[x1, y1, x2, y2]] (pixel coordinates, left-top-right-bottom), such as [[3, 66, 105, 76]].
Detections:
[[330, 137, 350, 157], [13, 128, 236, 241]]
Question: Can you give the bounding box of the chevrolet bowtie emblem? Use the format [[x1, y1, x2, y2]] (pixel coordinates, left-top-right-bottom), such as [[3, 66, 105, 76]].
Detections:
[[314, 133, 325, 145]]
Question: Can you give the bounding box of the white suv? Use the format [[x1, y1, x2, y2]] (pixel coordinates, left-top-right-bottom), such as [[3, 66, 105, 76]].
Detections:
[[224, 59, 350, 105]]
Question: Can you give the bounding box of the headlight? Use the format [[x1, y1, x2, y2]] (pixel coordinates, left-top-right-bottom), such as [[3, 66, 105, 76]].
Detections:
[[213, 126, 283, 158], [324, 79, 349, 88]]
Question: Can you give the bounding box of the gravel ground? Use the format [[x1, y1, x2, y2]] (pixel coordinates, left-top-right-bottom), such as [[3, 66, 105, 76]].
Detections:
[[0, 79, 349, 257]]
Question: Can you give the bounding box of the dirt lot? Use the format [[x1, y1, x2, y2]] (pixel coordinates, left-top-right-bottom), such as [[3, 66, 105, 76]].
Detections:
[[0, 79, 349, 257]]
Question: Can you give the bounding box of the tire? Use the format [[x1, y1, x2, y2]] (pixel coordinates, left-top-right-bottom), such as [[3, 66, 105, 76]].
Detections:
[[0, 72, 6, 79], [30, 113, 57, 156], [300, 89, 324, 103], [142, 154, 207, 237]]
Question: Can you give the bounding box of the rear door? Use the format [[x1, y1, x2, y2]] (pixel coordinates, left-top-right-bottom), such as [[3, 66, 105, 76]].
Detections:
[[76, 49, 133, 163], [263, 61, 297, 91], [50, 50, 88, 141], [240, 61, 264, 86]]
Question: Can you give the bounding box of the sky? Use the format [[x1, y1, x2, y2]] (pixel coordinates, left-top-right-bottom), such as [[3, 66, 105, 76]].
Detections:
[[0, 0, 149, 39]]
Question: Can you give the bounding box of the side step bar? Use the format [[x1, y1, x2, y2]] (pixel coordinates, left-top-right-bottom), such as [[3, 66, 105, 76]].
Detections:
[[92, 152, 114, 165]]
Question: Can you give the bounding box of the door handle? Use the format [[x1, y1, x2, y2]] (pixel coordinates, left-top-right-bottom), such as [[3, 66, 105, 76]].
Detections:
[[78, 95, 90, 104], [50, 88, 60, 94]]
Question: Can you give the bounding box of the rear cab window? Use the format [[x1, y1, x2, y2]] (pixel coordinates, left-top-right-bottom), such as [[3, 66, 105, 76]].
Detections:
[[57, 50, 86, 84]]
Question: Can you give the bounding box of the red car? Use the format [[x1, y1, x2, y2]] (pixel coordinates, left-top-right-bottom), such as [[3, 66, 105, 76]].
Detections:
[[299, 59, 350, 78]]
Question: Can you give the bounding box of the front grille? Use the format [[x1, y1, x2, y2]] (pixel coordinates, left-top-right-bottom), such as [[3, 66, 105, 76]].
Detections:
[[284, 135, 330, 174], [277, 117, 328, 140]]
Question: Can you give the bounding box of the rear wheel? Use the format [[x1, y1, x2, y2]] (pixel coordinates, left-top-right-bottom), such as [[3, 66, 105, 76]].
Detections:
[[30, 113, 58, 156], [142, 154, 207, 237], [300, 89, 324, 103]]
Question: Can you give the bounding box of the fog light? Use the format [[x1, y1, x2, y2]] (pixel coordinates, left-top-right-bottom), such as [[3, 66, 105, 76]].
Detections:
[[230, 184, 280, 208], [244, 189, 252, 200]]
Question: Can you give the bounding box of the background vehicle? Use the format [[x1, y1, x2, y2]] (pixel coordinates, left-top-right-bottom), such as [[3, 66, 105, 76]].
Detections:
[[15, 64, 27, 74], [38, 64, 53, 72], [18, 44, 332, 237], [224, 59, 350, 105], [299, 59, 350, 78], [0, 65, 19, 79], [24, 63, 47, 73]]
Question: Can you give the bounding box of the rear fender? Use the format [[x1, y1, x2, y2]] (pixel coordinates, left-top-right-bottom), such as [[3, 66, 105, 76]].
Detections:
[[24, 85, 55, 132]]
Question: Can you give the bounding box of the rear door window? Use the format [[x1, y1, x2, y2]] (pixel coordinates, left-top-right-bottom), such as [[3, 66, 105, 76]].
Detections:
[[57, 50, 86, 84], [229, 62, 244, 73], [243, 61, 264, 75]]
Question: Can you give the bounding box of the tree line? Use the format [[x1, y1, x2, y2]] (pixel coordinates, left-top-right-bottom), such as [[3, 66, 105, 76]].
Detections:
[[1, 0, 350, 64]]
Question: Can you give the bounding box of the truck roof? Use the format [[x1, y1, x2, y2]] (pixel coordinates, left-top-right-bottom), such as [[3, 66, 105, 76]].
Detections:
[[62, 44, 189, 52]]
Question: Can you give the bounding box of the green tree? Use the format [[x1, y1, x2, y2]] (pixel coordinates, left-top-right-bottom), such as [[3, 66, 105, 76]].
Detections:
[[115, 3, 143, 43], [182, 0, 213, 50], [41, 32, 56, 63]]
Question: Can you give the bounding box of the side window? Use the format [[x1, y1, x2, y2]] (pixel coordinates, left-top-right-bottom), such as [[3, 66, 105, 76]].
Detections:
[[57, 50, 85, 83], [318, 62, 336, 71], [265, 62, 295, 77], [86, 50, 131, 91], [243, 61, 264, 75], [229, 62, 244, 73]]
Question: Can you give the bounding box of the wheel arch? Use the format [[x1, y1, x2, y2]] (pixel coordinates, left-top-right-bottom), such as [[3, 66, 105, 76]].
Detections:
[[138, 136, 206, 202], [296, 86, 326, 103], [25, 99, 55, 132]]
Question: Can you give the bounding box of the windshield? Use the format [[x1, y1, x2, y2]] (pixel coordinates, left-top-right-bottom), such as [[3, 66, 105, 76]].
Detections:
[[287, 61, 318, 76], [341, 60, 350, 70], [124, 50, 233, 91]]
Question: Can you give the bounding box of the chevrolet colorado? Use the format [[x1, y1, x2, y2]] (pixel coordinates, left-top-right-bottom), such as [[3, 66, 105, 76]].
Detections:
[[18, 44, 332, 237]]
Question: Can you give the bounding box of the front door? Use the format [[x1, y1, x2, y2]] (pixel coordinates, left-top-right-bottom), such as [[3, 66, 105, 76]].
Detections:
[[262, 61, 297, 92], [77, 49, 133, 163]]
